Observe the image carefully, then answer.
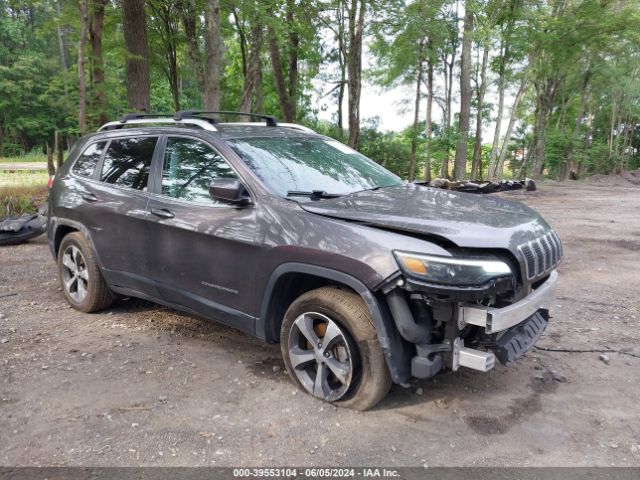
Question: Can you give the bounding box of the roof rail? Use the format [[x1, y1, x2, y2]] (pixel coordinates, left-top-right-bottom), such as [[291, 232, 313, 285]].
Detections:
[[278, 123, 316, 134], [98, 113, 217, 132], [175, 110, 278, 127], [119, 113, 174, 122]]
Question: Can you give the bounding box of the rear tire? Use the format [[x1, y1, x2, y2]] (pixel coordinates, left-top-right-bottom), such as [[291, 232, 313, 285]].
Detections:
[[280, 286, 392, 411], [58, 232, 114, 313]]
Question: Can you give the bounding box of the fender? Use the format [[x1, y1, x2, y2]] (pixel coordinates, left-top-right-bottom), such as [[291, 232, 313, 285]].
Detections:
[[257, 262, 411, 384], [48, 216, 103, 266]]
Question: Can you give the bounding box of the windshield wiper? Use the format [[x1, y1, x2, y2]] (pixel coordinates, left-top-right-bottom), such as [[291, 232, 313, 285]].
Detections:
[[350, 183, 403, 194], [286, 190, 343, 200]]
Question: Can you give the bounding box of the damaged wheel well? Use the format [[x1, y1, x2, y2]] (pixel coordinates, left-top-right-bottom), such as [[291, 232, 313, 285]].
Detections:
[[54, 225, 78, 258], [260, 271, 343, 343]]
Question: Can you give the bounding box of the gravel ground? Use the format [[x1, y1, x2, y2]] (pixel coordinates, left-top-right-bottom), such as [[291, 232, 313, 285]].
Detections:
[[1, 181, 639, 467]]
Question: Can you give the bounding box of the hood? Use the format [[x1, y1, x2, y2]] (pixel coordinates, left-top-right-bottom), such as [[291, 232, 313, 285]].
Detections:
[[300, 184, 551, 253]]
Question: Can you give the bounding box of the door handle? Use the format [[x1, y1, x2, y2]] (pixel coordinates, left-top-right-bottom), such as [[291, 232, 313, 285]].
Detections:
[[150, 208, 175, 219], [81, 193, 98, 202]]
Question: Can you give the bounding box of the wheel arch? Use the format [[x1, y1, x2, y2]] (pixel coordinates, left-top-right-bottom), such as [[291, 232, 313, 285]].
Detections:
[[50, 219, 102, 266], [257, 263, 411, 384], [53, 224, 79, 258]]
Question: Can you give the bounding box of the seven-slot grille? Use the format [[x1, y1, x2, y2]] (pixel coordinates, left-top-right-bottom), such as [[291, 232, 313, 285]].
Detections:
[[517, 231, 563, 280]]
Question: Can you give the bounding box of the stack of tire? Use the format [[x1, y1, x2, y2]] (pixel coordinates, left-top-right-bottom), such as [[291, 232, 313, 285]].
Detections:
[[426, 178, 537, 194]]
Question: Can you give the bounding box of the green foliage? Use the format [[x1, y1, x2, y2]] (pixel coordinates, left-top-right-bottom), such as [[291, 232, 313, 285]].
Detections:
[[0, 53, 76, 153], [0, 0, 639, 180], [0, 184, 49, 216]]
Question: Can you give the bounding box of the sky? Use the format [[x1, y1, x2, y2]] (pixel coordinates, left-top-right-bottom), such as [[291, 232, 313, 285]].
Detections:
[[314, 72, 430, 132], [312, 47, 520, 145]]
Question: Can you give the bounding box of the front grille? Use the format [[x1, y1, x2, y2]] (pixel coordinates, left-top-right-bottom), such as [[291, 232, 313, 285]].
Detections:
[[517, 231, 563, 280]]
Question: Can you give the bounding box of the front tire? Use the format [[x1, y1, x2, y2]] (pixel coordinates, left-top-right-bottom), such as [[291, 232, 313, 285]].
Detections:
[[58, 232, 114, 313], [280, 287, 392, 411]]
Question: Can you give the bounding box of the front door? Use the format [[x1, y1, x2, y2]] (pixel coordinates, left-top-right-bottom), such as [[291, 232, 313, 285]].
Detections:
[[145, 135, 262, 333]]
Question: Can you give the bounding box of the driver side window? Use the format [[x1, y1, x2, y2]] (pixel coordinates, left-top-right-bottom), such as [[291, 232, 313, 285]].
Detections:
[[162, 137, 237, 205]]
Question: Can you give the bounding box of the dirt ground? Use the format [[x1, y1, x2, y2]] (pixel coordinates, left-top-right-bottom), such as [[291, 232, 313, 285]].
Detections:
[[1, 181, 639, 467]]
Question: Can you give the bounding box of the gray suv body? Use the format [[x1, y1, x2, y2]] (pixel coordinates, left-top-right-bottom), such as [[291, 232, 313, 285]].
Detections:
[[47, 112, 561, 410]]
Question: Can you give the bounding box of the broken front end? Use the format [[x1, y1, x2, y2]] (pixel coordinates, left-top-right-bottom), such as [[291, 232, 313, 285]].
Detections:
[[382, 230, 562, 380]]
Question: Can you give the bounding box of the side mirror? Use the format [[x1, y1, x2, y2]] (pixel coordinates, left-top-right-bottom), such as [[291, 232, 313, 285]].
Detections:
[[208, 178, 252, 206]]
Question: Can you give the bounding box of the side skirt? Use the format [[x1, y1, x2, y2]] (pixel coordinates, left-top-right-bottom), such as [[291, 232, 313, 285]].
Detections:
[[109, 284, 257, 336]]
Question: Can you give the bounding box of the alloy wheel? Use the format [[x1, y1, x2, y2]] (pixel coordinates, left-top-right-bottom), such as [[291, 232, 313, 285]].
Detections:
[[288, 312, 355, 401], [61, 245, 89, 303]]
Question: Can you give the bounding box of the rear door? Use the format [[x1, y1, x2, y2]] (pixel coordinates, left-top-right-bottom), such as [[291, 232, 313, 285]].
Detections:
[[145, 135, 261, 333], [87, 135, 160, 294]]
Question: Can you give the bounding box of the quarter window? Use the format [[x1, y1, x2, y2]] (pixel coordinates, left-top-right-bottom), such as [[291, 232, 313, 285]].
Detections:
[[162, 137, 237, 204], [100, 137, 157, 190], [72, 142, 106, 178]]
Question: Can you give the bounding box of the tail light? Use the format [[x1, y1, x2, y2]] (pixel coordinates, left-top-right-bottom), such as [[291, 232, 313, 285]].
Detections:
[[47, 175, 55, 189]]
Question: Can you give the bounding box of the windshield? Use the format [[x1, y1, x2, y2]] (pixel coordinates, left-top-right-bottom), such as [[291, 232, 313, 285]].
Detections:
[[228, 136, 402, 197]]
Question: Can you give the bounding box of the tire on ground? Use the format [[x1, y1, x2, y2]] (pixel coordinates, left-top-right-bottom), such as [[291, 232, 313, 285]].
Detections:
[[280, 286, 392, 411], [58, 231, 114, 313]]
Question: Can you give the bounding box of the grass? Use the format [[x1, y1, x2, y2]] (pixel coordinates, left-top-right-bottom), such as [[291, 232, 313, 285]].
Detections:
[[0, 170, 50, 187], [0, 184, 48, 217], [0, 163, 49, 216], [0, 151, 48, 163], [0, 153, 51, 216]]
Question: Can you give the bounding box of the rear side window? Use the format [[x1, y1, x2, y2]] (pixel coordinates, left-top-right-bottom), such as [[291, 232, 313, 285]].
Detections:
[[72, 142, 106, 178], [161, 137, 237, 204], [100, 137, 157, 190]]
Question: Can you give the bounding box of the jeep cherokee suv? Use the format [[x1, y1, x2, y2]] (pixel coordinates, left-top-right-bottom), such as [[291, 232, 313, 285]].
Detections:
[[48, 111, 561, 410]]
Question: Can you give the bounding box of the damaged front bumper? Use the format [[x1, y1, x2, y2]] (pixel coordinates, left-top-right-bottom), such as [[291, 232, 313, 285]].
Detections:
[[458, 271, 557, 334], [386, 271, 558, 379]]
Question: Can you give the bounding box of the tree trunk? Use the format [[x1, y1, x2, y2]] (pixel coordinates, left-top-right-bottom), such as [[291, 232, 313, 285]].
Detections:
[[440, 12, 458, 179], [453, 5, 473, 181], [621, 122, 633, 171], [55, 131, 64, 168], [488, 40, 507, 179], [424, 51, 434, 182], [582, 93, 594, 164], [168, 44, 180, 111], [123, 0, 150, 112], [441, 53, 449, 128], [517, 138, 533, 178], [239, 22, 263, 113], [267, 0, 299, 122], [408, 40, 424, 182], [89, 0, 108, 125], [180, 0, 204, 94], [78, 0, 88, 134], [286, 0, 299, 118], [254, 58, 263, 114], [268, 27, 296, 122], [531, 95, 550, 179], [471, 43, 489, 180], [563, 75, 589, 180], [440, 54, 449, 178], [337, 1, 346, 136], [612, 93, 625, 160], [203, 0, 222, 110], [531, 76, 561, 179], [625, 125, 635, 170], [56, 1, 68, 70], [496, 72, 528, 178], [149, 1, 181, 111], [445, 4, 458, 130], [47, 143, 55, 176], [232, 8, 248, 80], [346, 0, 366, 148]]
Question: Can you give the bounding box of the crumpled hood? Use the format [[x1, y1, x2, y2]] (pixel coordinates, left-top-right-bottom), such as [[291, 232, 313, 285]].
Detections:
[[300, 184, 551, 253]]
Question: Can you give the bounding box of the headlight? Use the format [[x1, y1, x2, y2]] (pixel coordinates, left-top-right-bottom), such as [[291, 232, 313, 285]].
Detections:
[[394, 251, 513, 286]]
